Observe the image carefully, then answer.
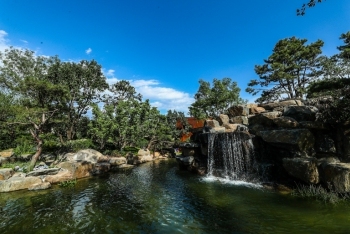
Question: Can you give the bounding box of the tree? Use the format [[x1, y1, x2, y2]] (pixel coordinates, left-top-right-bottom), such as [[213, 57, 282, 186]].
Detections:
[[47, 59, 108, 141], [307, 31, 350, 125], [246, 37, 324, 103], [0, 47, 65, 169], [297, 0, 324, 16], [189, 78, 245, 119]]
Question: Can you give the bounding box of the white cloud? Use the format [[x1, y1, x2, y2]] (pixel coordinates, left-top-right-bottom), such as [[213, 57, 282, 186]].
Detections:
[[85, 48, 92, 55], [0, 30, 9, 52], [106, 74, 193, 114], [20, 39, 28, 44], [106, 69, 115, 77]]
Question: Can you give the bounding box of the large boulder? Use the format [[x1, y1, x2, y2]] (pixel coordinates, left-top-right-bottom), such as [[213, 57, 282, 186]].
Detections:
[[26, 168, 61, 177], [0, 149, 14, 158], [249, 112, 281, 127], [259, 129, 315, 152], [57, 161, 94, 179], [0, 176, 43, 192], [69, 149, 107, 163], [205, 119, 220, 128], [217, 114, 230, 126], [133, 149, 153, 164], [273, 116, 299, 128], [109, 157, 127, 166], [282, 157, 319, 184], [227, 105, 249, 117], [259, 100, 303, 110], [0, 168, 14, 180], [283, 106, 318, 122], [299, 121, 329, 130], [230, 116, 248, 125], [319, 162, 350, 192], [249, 106, 266, 115], [28, 182, 51, 191], [45, 170, 73, 184]]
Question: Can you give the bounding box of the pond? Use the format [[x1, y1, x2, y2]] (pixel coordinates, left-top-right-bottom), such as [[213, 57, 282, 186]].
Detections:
[[1, 159, 350, 233]]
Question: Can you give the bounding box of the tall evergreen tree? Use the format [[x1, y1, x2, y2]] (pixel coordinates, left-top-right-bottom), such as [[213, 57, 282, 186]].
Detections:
[[246, 37, 324, 103]]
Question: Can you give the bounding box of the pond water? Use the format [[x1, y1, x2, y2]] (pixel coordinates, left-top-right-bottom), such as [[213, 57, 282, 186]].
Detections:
[[1, 159, 350, 234]]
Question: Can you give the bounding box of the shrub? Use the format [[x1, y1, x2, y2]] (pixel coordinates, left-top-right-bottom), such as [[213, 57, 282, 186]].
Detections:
[[291, 183, 350, 204], [65, 139, 94, 152]]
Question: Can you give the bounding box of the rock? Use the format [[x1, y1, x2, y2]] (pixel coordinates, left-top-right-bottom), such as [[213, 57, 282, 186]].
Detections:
[[12, 172, 27, 178], [283, 106, 318, 122], [227, 105, 249, 117], [273, 116, 299, 128], [0, 168, 14, 180], [259, 129, 315, 152], [134, 155, 153, 164], [299, 121, 329, 130], [0, 157, 9, 166], [205, 119, 220, 128], [28, 182, 51, 191], [176, 156, 194, 166], [314, 134, 336, 154], [109, 157, 127, 166], [93, 163, 111, 175], [230, 116, 248, 125], [282, 157, 319, 184], [209, 126, 226, 133], [58, 161, 94, 179], [70, 149, 105, 163], [259, 100, 304, 110], [250, 106, 265, 114], [137, 149, 151, 157], [217, 114, 230, 126], [317, 157, 340, 166], [0, 176, 42, 192], [26, 168, 61, 177], [0, 149, 14, 158], [246, 103, 258, 108], [223, 123, 240, 131], [248, 112, 281, 127], [262, 111, 282, 119], [33, 162, 49, 171], [319, 162, 350, 192], [45, 170, 73, 184], [182, 148, 196, 156]]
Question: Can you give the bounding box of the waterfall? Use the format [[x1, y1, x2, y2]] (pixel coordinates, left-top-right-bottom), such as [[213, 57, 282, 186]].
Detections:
[[206, 132, 257, 182]]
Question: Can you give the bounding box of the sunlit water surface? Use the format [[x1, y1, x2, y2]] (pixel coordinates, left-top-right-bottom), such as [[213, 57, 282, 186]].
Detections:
[[1, 159, 350, 233]]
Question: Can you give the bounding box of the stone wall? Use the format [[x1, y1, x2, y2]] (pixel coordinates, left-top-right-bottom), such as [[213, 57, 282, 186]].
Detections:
[[222, 100, 350, 192]]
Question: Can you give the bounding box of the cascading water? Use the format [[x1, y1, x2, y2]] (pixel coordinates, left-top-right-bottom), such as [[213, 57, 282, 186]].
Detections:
[[206, 132, 258, 182]]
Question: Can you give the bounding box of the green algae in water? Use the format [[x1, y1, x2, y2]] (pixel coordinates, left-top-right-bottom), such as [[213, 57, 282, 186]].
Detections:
[[1, 160, 350, 233]]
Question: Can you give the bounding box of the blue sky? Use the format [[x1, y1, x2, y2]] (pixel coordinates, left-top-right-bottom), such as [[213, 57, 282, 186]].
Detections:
[[0, 0, 349, 114]]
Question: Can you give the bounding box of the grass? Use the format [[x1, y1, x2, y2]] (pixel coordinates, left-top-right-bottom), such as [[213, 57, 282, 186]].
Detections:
[[59, 179, 77, 188], [291, 183, 350, 204], [0, 161, 29, 173]]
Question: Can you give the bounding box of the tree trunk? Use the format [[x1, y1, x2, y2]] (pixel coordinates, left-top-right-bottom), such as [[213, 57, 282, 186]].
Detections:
[[29, 138, 43, 171]]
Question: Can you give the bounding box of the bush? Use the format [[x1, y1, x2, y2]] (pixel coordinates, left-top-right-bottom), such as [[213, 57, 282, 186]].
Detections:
[[65, 139, 94, 152], [291, 183, 350, 204], [13, 141, 35, 156]]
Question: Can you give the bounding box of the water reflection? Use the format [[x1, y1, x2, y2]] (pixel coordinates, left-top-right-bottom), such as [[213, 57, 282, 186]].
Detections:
[[1, 160, 350, 233]]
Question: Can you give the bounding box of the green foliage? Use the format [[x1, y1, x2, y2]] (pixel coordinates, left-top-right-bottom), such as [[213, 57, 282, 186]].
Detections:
[[291, 183, 349, 204], [189, 78, 245, 119], [0, 161, 29, 173], [247, 37, 324, 103], [59, 179, 77, 188], [297, 0, 324, 16], [65, 139, 94, 152], [13, 141, 35, 156]]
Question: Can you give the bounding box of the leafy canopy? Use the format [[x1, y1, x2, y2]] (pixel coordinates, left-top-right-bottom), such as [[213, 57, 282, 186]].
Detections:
[[189, 78, 245, 119], [246, 37, 324, 103]]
